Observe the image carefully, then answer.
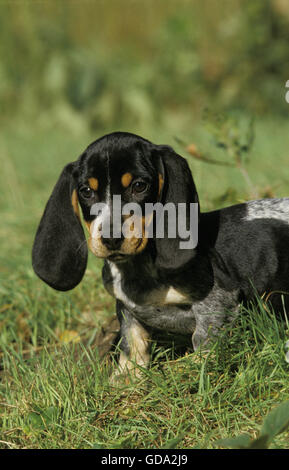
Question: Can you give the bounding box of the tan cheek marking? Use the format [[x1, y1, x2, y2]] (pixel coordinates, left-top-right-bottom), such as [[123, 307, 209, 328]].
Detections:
[[158, 173, 164, 197], [88, 177, 98, 191], [121, 172, 133, 188], [71, 190, 80, 220], [85, 219, 111, 258]]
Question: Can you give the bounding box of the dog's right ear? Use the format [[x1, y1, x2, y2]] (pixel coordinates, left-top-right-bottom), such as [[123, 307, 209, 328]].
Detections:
[[32, 162, 88, 291]]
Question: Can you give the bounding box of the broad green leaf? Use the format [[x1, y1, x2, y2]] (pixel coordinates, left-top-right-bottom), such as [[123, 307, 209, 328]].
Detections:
[[260, 401, 289, 442], [26, 411, 45, 430], [41, 406, 59, 424], [216, 433, 252, 449], [162, 433, 185, 449], [248, 434, 270, 449]]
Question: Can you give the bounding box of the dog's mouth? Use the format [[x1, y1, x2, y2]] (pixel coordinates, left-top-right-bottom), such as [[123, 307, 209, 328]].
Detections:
[[107, 253, 129, 263]]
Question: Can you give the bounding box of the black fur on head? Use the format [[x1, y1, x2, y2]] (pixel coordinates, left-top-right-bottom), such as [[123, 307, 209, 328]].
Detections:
[[32, 132, 200, 290]]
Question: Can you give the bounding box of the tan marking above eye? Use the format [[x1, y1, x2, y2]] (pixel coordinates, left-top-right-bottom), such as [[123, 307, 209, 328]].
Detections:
[[88, 177, 99, 191], [121, 172, 133, 188]]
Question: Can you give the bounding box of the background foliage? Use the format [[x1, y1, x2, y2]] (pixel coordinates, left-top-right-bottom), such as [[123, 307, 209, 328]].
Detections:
[[1, 0, 289, 449], [1, 0, 289, 131]]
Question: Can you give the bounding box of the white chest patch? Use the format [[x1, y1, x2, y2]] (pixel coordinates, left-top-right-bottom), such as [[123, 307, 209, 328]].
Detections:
[[108, 261, 137, 309], [164, 287, 189, 304], [108, 261, 189, 309]]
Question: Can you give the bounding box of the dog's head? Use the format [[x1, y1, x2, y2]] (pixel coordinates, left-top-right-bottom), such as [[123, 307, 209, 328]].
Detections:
[[32, 132, 199, 291]]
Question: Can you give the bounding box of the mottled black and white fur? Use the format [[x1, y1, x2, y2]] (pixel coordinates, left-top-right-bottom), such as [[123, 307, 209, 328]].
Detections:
[[32, 132, 289, 377]]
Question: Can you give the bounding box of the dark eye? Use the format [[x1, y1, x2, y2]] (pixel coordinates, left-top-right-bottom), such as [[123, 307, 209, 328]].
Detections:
[[79, 186, 93, 199], [132, 181, 148, 194]]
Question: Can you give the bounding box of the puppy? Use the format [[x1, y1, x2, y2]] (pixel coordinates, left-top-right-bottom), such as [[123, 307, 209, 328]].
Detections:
[[32, 132, 289, 376]]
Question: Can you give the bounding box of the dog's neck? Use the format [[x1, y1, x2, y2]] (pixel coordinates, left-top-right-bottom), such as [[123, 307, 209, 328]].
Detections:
[[102, 240, 214, 303]]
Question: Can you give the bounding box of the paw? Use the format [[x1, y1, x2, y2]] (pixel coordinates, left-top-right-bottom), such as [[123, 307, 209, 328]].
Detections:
[[109, 361, 146, 386], [192, 331, 208, 351]]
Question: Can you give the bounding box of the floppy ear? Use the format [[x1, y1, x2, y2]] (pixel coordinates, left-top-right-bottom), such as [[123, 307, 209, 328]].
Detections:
[[32, 163, 88, 291], [154, 145, 199, 271]]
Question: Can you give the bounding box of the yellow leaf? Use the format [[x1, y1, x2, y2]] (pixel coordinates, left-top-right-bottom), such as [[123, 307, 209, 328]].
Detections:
[[58, 330, 80, 344], [0, 303, 12, 313]]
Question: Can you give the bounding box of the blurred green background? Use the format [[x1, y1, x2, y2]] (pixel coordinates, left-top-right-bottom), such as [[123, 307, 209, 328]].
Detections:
[[1, 0, 289, 449], [0, 0, 289, 293], [1, 0, 289, 216], [2, 0, 289, 129]]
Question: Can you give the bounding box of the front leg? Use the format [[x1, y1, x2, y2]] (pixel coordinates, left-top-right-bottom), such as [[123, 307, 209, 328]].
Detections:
[[192, 312, 226, 351], [191, 286, 240, 351], [112, 300, 151, 381]]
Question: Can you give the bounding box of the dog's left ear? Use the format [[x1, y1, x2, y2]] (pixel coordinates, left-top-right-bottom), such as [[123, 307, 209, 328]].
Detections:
[[32, 162, 88, 291], [153, 145, 199, 271]]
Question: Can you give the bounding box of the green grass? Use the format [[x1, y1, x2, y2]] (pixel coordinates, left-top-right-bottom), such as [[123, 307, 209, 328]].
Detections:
[[1, 118, 289, 449], [1, 304, 289, 449]]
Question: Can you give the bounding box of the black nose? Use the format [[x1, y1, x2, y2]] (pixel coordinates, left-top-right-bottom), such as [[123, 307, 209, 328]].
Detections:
[[101, 236, 122, 251]]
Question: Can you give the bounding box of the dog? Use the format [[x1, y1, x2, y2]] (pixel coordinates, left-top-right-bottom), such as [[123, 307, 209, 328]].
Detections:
[[32, 132, 289, 377]]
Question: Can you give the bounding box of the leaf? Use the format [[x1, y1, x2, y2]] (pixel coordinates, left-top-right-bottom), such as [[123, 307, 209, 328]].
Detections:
[[248, 435, 270, 449], [92, 442, 105, 449], [111, 436, 135, 449], [41, 406, 59, 424], [0, 303, 12, 313], [25, 406, 59, 432], [216, 433, 252, 449], [217, 401, 289, 449], [26, 411, 45, 431], [260, 401, 289, 442], [122, 407, 135, 417], [162, 433, 185, 449], [58, 329, 80, 344]]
